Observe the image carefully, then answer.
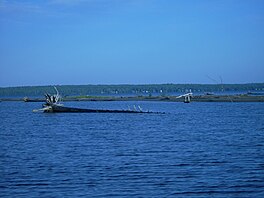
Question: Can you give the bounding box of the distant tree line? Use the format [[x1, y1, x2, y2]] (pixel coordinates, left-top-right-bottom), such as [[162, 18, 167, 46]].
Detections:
[[0, 83, 263, 97]]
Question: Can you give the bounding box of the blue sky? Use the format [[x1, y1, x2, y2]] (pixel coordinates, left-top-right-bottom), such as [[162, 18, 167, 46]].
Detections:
[[0, 0, 263, 87]]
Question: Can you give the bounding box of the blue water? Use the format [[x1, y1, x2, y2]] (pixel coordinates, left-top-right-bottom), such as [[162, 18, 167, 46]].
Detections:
[[0, 101, 264, 197]]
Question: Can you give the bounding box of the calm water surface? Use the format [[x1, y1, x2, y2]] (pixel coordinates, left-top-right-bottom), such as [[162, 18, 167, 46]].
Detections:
[[0, 101, 264, 197]]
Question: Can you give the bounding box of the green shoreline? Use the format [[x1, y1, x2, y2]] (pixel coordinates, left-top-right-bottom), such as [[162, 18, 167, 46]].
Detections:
[[1, 83, 263, 97], [1, 94, 264, 102]]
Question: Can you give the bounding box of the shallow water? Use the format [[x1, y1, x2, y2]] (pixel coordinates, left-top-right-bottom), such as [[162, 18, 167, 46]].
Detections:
[[0, 101, 264, 197]]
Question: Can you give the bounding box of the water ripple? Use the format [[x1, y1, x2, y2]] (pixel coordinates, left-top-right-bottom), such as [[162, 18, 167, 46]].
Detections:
[[0, 102, 264, 197]]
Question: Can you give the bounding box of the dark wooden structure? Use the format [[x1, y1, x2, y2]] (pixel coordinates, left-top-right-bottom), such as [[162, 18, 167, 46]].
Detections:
[[42, 104, 153, 114], [33, 87, 161, 114]]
